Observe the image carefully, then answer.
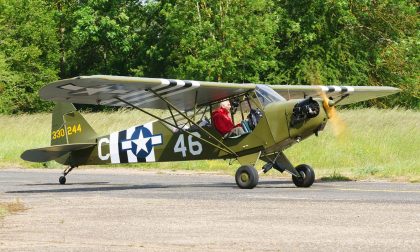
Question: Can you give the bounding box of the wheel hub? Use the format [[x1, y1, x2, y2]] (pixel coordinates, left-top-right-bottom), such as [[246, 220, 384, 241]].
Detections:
[[299, 171, 306, 180], [240, 172, 250, 182]]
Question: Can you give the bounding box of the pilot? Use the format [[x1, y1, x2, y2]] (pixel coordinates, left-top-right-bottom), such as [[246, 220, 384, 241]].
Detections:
[[212, 100, 245, 137]]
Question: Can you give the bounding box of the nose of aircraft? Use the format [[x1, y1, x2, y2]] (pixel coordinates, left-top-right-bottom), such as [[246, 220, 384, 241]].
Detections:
[[290, 97, 321, 127]]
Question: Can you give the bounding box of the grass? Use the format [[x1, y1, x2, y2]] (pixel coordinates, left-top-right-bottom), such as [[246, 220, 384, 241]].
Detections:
[[0, 108, 419, 182], [0, 199, 27, 219], [284, 108, 420, 182], [320, 170, 352, 182]]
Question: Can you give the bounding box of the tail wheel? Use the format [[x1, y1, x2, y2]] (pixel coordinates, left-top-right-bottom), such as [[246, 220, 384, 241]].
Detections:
[[59, 176, 66, 185], [292, 164, 315, 187], [235, 165, 259, 189]]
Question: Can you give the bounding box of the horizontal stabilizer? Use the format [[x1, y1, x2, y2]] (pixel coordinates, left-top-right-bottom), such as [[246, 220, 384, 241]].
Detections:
[[21, 143, 96, 162]]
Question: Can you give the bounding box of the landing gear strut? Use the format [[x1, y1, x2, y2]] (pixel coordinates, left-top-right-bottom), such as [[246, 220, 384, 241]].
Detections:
[[59, 165, 77, 185], [261, 152, 316, 188]]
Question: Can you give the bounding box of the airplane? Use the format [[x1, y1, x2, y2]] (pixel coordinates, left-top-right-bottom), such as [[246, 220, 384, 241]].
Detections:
[[21, 75, 399, 189]]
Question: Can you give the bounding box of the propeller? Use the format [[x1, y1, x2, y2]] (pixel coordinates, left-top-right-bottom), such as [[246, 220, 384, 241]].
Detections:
[[320, 91, 346, 137]]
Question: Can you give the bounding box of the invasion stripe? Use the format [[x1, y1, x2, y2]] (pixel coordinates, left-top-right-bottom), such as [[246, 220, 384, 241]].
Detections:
[[160, 79, 170, 85], [101, 90, 148, 105], [154, 85, 193, 97], [120, 85, 187, 105], [118, 130, 129, 164], [321, 86, 329, 92], [184, 81, 192, 88], [169, 80, 178, 87], [133, 84, 199, 107], [110, 132, 120, 164], [127, 80, 198, 102], [98, 79, 200, 107], [103, 79, 174, 106], [132, 86, 193, 106], [344, 86, 355, 92], [104, 85, 177, 106], [332, 86, 342, 92]]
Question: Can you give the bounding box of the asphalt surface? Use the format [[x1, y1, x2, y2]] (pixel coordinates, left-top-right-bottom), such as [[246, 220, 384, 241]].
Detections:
[[0, 168, 419, 251]]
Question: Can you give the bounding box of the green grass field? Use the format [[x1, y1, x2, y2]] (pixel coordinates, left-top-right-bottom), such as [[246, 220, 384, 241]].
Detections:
[[0, 108, 419, 182]]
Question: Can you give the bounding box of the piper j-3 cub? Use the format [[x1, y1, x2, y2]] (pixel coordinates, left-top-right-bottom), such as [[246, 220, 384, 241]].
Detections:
[[21, 76, 399, 189]]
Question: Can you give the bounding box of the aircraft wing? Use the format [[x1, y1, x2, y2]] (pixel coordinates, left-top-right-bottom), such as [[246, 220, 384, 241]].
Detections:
[[39, 75, 255, 110], [40, 75, 399, 110], [270, 85, 400, 105]]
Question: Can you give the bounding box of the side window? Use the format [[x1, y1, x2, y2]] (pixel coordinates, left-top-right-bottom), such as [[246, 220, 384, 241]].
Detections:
[[238, 95, 264, 130], [255, 84, 286, 108], [247, 108, 263, 130]]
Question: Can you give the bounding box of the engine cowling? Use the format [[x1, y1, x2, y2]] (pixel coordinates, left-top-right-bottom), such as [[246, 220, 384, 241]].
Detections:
[[290, 97, 320, 127]]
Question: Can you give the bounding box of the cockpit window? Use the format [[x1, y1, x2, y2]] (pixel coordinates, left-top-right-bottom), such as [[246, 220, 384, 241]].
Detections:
[[255, 84, 286, 108]]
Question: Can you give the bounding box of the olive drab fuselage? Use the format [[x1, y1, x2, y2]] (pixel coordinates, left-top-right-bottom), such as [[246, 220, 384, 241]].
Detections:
[[58, 98, 328, 167]]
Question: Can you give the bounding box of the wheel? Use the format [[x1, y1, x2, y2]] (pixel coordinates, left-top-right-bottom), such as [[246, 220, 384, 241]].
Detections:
[[59, 176, 66, 185], [235, 165, 259, 189], [292, 164, 315, 187]]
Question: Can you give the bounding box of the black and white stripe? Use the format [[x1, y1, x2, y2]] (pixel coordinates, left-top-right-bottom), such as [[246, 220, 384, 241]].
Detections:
[[321, 86, 355, 93], [101, 79, 200, 107]]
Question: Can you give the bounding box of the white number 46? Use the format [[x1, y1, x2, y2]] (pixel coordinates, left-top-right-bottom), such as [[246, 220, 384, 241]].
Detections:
[[174, 132, 203, 157]]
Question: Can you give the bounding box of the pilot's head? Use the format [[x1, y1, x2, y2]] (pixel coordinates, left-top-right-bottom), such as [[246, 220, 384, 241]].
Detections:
[[220, 100, 231, 110]]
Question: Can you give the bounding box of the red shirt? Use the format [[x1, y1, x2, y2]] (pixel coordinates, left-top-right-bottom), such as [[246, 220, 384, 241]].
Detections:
[[212, 107, 236, 135]]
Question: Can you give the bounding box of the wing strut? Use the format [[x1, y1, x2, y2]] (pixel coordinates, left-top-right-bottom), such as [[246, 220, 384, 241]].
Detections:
[[116, 97, 238, 157], [331, 93, 350, 106], [167, 105, 178, 128], [145, 88, 239, 157]]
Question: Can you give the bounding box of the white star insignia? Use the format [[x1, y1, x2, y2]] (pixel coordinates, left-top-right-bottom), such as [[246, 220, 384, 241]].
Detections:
[[131, 130, 150, 154]]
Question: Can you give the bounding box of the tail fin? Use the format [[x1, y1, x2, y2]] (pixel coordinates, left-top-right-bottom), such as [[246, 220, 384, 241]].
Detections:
[[51, 102, 97, 145]]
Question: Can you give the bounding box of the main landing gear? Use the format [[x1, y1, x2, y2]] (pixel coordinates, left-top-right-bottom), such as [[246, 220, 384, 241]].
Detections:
[[59, 165, 77, 185], [262, 152, 315, 188], [291, 164, 315, 187], [234, 152, 315, 189], [235, 165, 259, 189]]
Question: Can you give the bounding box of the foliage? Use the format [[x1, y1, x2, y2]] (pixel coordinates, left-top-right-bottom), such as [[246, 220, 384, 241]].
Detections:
[[273, 0, 419, 108], [59, 0, 139, 76], [160, 0, 279, 82], [0, 0, 418, 114], [0, 0, 59, 113]]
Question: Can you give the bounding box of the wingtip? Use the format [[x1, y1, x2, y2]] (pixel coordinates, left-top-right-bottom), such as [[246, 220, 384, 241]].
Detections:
[[379, 86, 401, 95], [391, 87, 401, 93]]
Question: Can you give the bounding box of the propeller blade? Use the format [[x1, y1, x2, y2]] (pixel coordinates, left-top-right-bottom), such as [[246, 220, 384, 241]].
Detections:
[[320, 92, 346, 137]]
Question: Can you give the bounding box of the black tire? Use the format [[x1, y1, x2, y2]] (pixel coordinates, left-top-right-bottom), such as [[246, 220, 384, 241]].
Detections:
[[235, 165, 259, 189], [292, 164, 315, 187], [59, 176, 66, 185]]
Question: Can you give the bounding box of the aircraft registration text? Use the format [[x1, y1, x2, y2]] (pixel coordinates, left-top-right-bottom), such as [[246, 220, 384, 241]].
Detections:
[[51, 123, 82, 140]]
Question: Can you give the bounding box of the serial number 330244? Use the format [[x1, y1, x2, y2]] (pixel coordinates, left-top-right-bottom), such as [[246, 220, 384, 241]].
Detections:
[[51, 124, 82, 140]]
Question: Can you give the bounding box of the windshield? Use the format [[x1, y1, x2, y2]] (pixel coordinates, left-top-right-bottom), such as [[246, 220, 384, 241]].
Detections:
[[255, 84, 286, 107]]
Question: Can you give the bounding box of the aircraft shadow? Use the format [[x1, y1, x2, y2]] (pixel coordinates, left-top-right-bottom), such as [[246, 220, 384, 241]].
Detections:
[[24, 182, 110, 186], [6, 180, 299, 194], [6, 182, 238, 194]]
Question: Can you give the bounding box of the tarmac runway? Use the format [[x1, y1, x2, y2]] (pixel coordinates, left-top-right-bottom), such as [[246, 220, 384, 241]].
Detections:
[[0, 168, 419, 251]]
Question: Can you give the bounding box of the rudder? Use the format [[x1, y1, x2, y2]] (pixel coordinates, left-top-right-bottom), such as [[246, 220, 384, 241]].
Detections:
[[51, 102, 97, 145]]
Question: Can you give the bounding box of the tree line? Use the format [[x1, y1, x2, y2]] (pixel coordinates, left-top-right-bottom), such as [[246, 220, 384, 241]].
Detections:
[[0, 0, 418, 114]]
